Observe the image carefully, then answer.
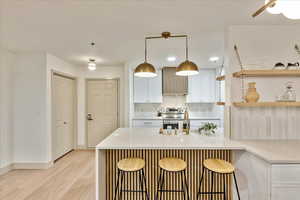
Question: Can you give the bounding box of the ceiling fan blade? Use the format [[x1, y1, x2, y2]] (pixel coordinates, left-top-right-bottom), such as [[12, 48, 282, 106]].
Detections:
[[252, 0, 277, 18]]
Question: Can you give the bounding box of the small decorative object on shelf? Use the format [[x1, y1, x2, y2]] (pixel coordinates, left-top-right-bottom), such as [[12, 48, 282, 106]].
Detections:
[[199, 123, 217, 136], [286, 62, 300, 70], [244, 82, 260, 103], [276, 81, 296, 102], [273, 62, 300, 70], [273, 62, 286, 70]]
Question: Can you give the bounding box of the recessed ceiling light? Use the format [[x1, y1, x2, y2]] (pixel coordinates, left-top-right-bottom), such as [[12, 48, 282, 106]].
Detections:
[[209, 56, 219, 62], [167, 56, 177, 62]]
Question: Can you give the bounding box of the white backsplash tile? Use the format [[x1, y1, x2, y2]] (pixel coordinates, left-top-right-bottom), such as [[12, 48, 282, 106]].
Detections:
[[134, 96, 223, 119]]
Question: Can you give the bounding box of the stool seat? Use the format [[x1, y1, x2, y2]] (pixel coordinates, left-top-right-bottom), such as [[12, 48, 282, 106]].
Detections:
[[203, 159, 234, 174], [117, 158, 145, 172], [159, 158, 187, 172]]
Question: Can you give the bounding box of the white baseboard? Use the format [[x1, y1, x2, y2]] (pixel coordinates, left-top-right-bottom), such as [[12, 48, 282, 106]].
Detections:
[[13, 162, 53, 170], [0, 164, 13, 175], [76, 145, 88, 150]]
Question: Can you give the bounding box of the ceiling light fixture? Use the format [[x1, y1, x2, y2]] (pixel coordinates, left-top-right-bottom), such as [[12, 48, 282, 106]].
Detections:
[[176, 35, 199, 76], [88, 42, 97, 71], [134, 32, 199, 77], [209, 56, 220, 62], [167, 56, 177, 62], [134, 36, 157, 78], [253, 0, 300, 19], [88, 59, 96, 71]]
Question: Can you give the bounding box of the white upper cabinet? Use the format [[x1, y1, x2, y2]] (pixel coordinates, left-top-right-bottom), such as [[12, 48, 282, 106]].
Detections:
[[134, 70, 162, 103], [148, 70, 163, 103], [134, 76, 149, 103], [187, 69, 216, 103]]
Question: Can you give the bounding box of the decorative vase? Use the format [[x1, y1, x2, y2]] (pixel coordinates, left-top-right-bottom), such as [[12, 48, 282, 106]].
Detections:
[[244, 82, 260, 103]]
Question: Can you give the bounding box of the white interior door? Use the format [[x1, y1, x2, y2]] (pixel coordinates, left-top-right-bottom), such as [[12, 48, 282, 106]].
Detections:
[[53, 74, 75, 160], [87, 79, 119, 147]]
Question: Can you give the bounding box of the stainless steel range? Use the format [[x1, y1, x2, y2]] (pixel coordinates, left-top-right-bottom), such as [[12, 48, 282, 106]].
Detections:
[[160, 107, 185, 129]]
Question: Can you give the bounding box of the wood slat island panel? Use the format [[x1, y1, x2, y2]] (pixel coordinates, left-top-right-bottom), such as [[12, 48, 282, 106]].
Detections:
[[105, 149, 232, 200]]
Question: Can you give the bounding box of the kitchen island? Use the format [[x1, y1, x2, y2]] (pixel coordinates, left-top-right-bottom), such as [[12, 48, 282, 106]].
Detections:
[[96, 128, 300, 200]]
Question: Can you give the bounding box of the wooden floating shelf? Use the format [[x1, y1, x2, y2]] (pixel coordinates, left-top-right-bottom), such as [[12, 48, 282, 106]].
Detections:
[[233, 102, 300, 107], [233, 70, 300, 78], [216, 75, 225, 81], [216, 102, 225, 106]]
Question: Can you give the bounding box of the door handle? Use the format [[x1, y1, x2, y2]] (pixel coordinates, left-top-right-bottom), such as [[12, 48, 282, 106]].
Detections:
[[87, 113, 94, 121], [64, 121, 67, 125]]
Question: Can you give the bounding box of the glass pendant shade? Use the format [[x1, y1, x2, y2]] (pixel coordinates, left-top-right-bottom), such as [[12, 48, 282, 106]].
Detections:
[[88, 59, 96, 71], [281, 2, 300, 19], [176, 60, 199, 76], [266, 0, 300, 20], [134, 62, 157, 77]]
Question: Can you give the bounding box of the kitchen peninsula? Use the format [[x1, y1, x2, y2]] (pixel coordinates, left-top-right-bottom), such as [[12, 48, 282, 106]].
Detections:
[[96, 128, 300, 200]]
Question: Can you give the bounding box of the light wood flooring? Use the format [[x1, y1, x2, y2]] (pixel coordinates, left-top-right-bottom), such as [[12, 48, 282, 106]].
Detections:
[[0, 150, 95, 200]]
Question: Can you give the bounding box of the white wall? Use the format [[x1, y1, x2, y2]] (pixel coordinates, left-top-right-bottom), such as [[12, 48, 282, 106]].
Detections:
[[0, 47, 15, 171], [227, 25, 300, 139], [0, 50, 126, 168], [13, 52, 49, 163]]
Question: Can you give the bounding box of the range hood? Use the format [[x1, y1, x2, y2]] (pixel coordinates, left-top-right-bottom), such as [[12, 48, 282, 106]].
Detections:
[[162, 67, 188, 96]]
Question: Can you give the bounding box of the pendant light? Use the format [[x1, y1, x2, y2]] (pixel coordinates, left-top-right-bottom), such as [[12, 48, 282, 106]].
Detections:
[[176, 36, 199, 76], [88, 42, 97, 71], [88, 59, 96, 71], [134, 38, 157, 77], [134, 32, 199, 77]]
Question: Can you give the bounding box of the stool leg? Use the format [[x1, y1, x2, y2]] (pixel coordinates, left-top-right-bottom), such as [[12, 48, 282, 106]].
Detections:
[[155, 168, 162, 200], [159, 170, 165, 200], [197, 167, 205, 200], [183, 170, 190, 200], [138, 170, 144, 200], [223, 174, 226, 200], [233, 172, 241, 200], [180, 171, 186, 200], [114, 169, 121, 200], [118, 171, 125, 200], [142, 169, 150, 200], [210, 171, 214, 200]]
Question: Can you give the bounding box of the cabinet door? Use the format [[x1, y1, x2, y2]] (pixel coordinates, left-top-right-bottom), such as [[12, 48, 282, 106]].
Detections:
[[187, 69, 216, 103], [148, 70, 162, 103], [134, 76, 149, 103]]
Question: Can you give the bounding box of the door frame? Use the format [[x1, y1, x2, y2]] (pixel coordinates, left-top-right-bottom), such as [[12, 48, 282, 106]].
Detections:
[[51, 70, 78, 161], [85, 78, 120, 149]]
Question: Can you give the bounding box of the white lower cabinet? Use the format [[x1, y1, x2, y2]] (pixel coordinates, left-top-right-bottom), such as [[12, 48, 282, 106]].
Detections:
[[234, 151, 300, 200], [271, 165, 300, 200], [132, 120, 162, 128]]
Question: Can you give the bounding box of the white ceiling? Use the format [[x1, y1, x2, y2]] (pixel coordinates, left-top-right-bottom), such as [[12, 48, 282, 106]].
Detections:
[[1, 0, 299, 67]]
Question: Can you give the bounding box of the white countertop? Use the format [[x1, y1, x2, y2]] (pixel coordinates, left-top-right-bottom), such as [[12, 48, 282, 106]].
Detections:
[[132, 116, 221, 120], [96, 128, 300, 164]]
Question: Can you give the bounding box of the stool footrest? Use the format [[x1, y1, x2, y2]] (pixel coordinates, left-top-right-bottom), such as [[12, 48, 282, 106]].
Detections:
[[158, 189, 185, 193], [121, 190, 147, 193], [198, 191, 225, 194]]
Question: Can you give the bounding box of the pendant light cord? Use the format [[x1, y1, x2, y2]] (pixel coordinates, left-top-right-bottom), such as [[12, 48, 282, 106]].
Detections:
[[185, 36, 189, 61], [144, 38, 148, 62]]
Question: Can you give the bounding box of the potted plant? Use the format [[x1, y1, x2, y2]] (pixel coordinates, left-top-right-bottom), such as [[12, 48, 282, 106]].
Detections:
[[199, 123, 217, 136]]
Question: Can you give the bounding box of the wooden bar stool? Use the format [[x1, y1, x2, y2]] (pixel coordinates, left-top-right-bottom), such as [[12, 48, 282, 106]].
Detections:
[[155, 158, 189, 200], [197, 159, 241, 200], [114, 158, 149, 200]]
